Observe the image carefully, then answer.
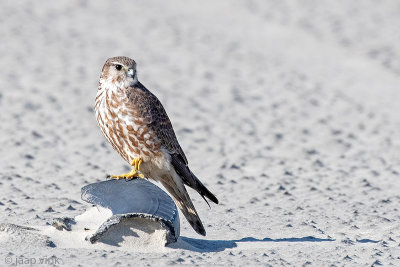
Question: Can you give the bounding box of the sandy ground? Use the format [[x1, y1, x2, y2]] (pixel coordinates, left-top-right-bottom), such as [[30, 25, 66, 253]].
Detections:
[[1, 0, 400, 266]]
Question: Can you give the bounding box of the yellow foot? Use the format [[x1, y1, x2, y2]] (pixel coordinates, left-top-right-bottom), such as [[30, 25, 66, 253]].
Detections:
[[131, 157, 143, 171], [109, 157, 145, 180]]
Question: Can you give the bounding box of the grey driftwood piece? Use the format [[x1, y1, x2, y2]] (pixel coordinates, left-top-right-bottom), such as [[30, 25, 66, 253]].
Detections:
[[81, 179, 180, 245]]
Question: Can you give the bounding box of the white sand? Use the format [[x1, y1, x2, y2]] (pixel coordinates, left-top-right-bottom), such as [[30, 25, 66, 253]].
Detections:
[[41, 206, 170, 251], [1, 0, 400, 266]]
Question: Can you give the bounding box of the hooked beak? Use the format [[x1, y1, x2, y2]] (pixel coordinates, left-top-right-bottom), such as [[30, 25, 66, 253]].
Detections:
[[127, 68, 136, 78]]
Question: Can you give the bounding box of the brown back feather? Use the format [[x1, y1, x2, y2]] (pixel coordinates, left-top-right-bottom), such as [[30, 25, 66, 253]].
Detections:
[[125, 82, 188, 164]]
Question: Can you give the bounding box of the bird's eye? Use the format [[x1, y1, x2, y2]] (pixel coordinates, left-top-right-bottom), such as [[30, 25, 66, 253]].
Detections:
[[115, 64, 122, 70]]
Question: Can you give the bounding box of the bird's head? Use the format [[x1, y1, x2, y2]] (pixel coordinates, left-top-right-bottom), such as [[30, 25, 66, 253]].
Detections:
[[100, 56, 138, 88]]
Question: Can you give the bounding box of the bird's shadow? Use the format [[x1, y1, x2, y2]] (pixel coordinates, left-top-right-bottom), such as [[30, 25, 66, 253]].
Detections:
[[168, 235, 335, 252]]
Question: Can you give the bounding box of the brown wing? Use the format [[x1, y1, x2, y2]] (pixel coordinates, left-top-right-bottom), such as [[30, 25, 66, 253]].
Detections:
[[125, 83, 188, 164]]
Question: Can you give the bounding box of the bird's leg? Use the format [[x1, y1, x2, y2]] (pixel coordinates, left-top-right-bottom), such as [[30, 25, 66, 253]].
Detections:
[[109, 157, 145, 180]]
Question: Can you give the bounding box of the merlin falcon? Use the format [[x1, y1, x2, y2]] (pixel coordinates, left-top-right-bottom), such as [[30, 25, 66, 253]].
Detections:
[[94, 56, 218, 236]]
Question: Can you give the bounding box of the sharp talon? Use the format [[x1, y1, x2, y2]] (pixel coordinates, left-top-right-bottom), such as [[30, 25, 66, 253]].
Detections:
[[109, 157, 144, 180]]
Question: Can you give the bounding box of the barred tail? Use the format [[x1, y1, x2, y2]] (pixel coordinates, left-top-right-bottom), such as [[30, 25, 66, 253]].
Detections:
[[160, 178, 206, 236]]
